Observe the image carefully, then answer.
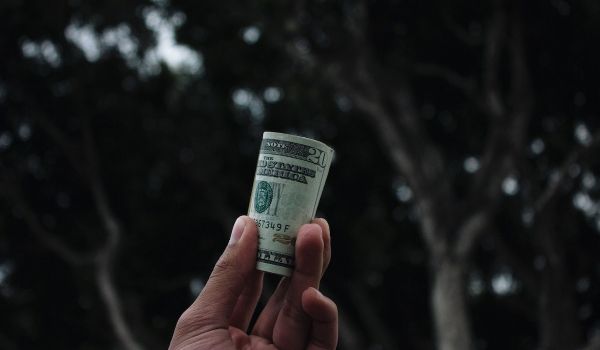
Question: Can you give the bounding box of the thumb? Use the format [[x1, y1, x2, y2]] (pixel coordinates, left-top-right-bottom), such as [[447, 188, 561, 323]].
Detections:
[[189, 216, 258, 327]]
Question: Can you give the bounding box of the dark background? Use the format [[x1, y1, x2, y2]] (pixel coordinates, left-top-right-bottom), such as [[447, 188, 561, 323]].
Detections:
[[1, 0, 600, 349]]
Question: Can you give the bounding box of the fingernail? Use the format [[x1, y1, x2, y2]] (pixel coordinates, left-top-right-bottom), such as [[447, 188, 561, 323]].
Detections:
[[229, 216, 246, 245]]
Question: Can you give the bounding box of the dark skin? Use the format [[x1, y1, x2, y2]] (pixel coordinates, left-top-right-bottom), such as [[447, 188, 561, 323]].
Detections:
[[168, 216, 338, 350]]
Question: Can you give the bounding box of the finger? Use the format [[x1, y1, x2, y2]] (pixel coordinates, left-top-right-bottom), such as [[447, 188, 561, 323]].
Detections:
[[272, 224, 324, 350], [251, 276, 290, 339], [254, 218, 331, 338], [311, 218, 331, 275], [229, 269, 264, 331], [184, 216, 258, 330], [302, 288, 338, 350]]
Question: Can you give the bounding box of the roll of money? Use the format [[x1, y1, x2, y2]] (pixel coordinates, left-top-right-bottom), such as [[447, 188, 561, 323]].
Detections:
[[248, 132, 334, 276]]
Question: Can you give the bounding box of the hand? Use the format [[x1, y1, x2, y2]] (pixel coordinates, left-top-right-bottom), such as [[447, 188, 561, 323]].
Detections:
[[168, 216, 338, 350]]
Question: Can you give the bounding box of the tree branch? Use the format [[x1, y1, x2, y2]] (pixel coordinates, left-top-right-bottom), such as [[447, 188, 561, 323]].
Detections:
[[341, 1, 459, 253], [506, 3, 533, 150], [488, 230, 539, 297], [0, 170, 97, 265], [455, 209, 491, 258], [343, 1, 448, 190], [581, 333, 600, 350], [469, 0, 531, 215], [285, 36, 425, 202], [327, 70, 441, 249], [440, 9, 482, 46], [467, 4, 507, 206], [81, 117, 144, 350], [286, 0, 454, 251], [18, 114, 145, 350], [35, 115, 87, 177], [332, 77, 420, 181], [481, 0, 506, 120], [413, 63, 475, 96], [534, 129, 600, 214], [96, 260, 143, 350], [348, 282, 399, 350]]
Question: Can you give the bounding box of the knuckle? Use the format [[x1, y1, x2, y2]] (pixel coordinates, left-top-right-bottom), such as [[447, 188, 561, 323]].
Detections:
[[281, 299, 309, 324], [208, 252, 246, 297], [211, 254, 244, 285], [212, 250, 237, 274], [174, 307, 211, 336]]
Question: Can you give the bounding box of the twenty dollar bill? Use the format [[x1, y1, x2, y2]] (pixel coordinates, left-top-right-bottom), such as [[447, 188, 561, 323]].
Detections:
[[248, 132, 334, 276]]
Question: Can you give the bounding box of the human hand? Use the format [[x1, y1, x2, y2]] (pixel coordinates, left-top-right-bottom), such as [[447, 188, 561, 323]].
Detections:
[[168, 216, 338, 350]]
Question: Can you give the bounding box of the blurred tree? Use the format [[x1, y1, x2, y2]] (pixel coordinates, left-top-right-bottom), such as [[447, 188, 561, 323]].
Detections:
[[1, 0, 600, 350]]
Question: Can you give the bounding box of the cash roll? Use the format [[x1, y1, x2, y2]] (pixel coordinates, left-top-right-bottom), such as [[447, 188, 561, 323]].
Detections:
[[248, 132, 334, 276]]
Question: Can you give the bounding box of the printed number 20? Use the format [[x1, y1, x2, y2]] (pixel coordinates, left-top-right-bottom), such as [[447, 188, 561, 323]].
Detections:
[[307, 148, 326, 166]]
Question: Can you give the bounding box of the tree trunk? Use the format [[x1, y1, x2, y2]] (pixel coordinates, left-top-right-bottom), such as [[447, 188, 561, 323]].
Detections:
[[431, 254, 474, 350], [536, 202, 582, 350], [538, 264, 582, 350]]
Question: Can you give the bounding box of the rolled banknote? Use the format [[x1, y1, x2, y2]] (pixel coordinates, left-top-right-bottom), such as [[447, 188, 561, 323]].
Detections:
[[248, 132, 334, 276]]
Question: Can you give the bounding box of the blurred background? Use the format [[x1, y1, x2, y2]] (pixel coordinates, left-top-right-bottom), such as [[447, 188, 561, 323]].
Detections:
[[1, 0, 600, 349]]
